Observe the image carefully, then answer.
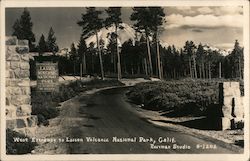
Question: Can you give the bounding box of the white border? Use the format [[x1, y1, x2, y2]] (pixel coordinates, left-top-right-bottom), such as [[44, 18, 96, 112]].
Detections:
[[0, 0, 249, 161]]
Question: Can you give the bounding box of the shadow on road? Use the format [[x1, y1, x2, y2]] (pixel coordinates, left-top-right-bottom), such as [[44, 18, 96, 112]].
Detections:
[[151, 117, 223, 130]]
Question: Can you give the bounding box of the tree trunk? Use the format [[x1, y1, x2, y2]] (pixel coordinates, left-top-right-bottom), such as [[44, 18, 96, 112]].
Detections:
[[199, 66, 202, 79], [73, 62, 76, 76], [91, 53, 94, 73], [209, 62, 211, 80], [80, 63, 82, 80], [239, 57, 242, 79], [161, 60, 164, 79], [83, 54, 86, 74], [95, 31, 104, 79], [146, 34, 153, 76], [144, 58, 148, 76], [156, 31, 162, 79], [193, 55, 197, 79], [189, 57, 192, 78], [219, 61, 222, 79], [202, 60, 205, 79], [115, 26, 122, 80]]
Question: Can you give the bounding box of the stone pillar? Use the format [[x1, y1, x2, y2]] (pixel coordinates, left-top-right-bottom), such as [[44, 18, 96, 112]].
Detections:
[[6, 36, 37, 136], [219, 82, 244, 130]]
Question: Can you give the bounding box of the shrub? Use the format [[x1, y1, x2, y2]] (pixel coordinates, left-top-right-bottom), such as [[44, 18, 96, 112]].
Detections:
[[6, 129, 37, 154], [31, 78, 125, 125], [126, 79, 222, 116]]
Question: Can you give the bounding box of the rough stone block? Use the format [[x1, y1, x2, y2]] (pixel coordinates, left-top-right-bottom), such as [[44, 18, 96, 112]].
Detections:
[[9, 71, 16, 79], [21, 54, 30, 61], [17, 79, 30, 87], [6, 36, 17, 45], [27, 116, 37, 127], [6, 87, 21, 95], [6, 105, 16, 118], [234, 97, 244, 118], [6, 119, 16, 129], [16, 46, 29, 54], [20, 62, 30, 70], [222, 105, 232, 118], [6, 47, 20, 61], [10, 62, 20, 70], [18, 70, 30, 78], [6, 70, 10, 78], [21, 87, 31, 95], [13, 68, 21, 78], [6, 62, 10, 70], [16, 119, 26, 128], [6, 79, 21, 87], [18, 40, 29, 46], [17, 105, 31, 116], [16, 129, 26, 135], [16, 105, 31, 117], [6, 97, 10, 106], [25, 127, 37, 136], [222, 117, 231, 130], [11, 95, 31, 106]]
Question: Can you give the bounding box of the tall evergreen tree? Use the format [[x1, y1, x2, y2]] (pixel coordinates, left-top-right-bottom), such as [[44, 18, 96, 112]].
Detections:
[[77, 36, 88, 75], [69, 43, 78, 76], [149, 7, 165, 79], [77, 7, 104, 79], [131, 7, 153, 76], [184, 41, 197, 79], [105, 7, 122, 79], [196, 43, 205, 79], [12, 8, 36, 51], [37, 34, 46, 56], [46, 27, 59, 55]]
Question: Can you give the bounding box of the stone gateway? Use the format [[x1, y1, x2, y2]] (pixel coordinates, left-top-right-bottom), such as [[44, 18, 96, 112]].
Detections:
[[5, 36, 37, 136]]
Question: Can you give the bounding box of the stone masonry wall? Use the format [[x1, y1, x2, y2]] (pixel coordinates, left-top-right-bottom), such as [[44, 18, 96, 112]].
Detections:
[[219, 82, 244, 130], [6, 36, 37, 136]]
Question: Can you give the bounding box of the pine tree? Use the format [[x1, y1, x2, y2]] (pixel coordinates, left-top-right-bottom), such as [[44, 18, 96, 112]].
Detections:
[[12, 8, 36, 51], [149, 7, 165, 79], [196, 43, 205, 79], [131, 7, 153, 77], [37, 34, 46, 56], [184, 41, 197, 79], [46, 27, 59, 55], [69, 43, 78, 76], [77, 36, 88, 75], [105, 7, 123, 79], [77, 7, 104, 79]]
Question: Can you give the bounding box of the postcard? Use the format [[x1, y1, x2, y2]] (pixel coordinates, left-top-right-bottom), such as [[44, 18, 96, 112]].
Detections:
[[0, 0, 249, 161]]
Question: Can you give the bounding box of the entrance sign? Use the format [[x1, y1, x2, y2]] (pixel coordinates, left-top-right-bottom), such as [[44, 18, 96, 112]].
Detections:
[[36, 62, 59, 92]]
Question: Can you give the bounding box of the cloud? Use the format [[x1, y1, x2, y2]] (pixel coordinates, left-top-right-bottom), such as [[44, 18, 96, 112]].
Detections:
[[175, 6, 196, 14], [166, 13, 243, 29], [214, 6, 243, 15], [197, 7, 213, 14], [215, 43, 235, 49], [192, 29, 203, 32], [175, 6, 192, 10], [196, 6, 243, 15]]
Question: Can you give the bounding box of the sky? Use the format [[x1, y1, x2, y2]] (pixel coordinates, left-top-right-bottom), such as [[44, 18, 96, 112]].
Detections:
[[5, 6, 243, 50]]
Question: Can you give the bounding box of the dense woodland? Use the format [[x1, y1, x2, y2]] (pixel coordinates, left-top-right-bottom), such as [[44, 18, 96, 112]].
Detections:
[[12, 8, 244, 80]]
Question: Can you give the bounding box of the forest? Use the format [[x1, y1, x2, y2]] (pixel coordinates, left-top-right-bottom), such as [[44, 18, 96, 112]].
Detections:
[[11, 7, 244, 80]]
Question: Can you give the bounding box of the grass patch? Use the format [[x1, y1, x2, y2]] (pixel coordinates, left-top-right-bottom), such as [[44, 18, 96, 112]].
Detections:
[[126, 78, 243, 117], [32, 78, 124, 125], [6, 129, 37, 154]]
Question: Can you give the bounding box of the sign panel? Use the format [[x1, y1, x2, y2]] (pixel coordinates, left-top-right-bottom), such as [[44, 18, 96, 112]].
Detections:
[[36, 62, 59, 92]]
